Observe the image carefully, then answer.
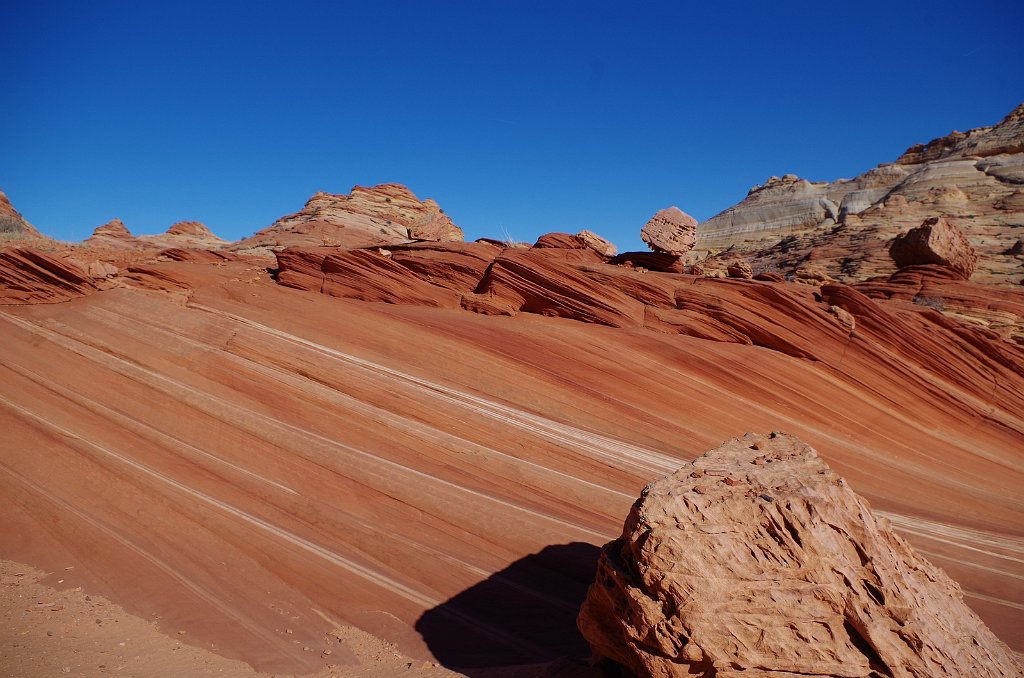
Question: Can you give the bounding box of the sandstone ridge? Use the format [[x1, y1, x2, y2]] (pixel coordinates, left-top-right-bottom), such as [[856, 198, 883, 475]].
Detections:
[[578, 432, 1023, 677]]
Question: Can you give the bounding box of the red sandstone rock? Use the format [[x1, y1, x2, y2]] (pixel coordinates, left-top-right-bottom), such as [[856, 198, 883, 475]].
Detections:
[[726, 261, 753, 279], [386, 241, 501, 295], [480, 249, 645, 327], [158, 248, 242, 263], [275, 247, 460, 308], [0, 247, 98, 303], [87, 218, 136, 244], [578, 433, 1023, 677], [640, 207, 697, 255], [534, 233, 590, 250], [889, 216, 978, 279]]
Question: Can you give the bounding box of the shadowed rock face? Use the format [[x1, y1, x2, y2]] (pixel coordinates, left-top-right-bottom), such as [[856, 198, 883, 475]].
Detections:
[[578, 433, 1023, 677]]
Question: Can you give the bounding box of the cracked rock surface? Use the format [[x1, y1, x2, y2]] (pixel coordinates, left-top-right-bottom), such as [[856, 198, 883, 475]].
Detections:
[[578, 432, 1022, 677]]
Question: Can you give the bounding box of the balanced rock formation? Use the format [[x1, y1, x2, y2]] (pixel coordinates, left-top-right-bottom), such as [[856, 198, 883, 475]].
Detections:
[[578, 432, 1022, 677], [694, 103, 1024, 285], [889, 216, 978, 279], [231, 183, 463, 254], [0, 247, 98, 303], [0, 189, 41, 237], [641, 207, 697, 255]]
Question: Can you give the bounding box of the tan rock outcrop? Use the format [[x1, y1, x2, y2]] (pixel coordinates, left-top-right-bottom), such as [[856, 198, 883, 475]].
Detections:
[[576, 230, 617, 257], [641, 207, 697, 255], [166, 221, 211, 237], [578, 432, 1022, 677], [232, 183, 463, 253], [889, 217, 978, 279]]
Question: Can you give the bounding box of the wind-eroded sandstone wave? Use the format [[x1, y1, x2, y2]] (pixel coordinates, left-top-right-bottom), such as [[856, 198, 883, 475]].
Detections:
[[1, 254, 1022, 674]]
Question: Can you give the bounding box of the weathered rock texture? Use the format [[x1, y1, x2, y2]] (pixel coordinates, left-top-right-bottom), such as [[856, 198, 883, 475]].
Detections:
[[231, 183, 463, 254], [695, 104, 1024, 286], [2, 242, 1023, 672], [0, 247, 97, 303], [0, 189, 41, 237], [87, 218, 137, 245], [641, 207, 698, 255], [578, 433, 1023, 677], [889, 216, 978, 279]]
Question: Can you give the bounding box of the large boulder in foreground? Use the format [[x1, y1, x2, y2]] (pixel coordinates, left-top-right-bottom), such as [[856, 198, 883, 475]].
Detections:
[[888, 216, 978, 279], [578, 432, 1021, 677], [641, 207, 697, 255]]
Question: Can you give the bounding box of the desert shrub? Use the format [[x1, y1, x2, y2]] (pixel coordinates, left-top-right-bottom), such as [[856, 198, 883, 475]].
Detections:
[[913, 295, 945, 311]]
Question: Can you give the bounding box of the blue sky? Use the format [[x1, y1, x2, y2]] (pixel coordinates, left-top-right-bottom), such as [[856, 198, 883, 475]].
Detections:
[[2, 1, 1022, 251]]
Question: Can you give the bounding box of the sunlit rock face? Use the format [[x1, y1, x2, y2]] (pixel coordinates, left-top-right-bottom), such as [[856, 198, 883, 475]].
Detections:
[[578, 432, 1024, 678]]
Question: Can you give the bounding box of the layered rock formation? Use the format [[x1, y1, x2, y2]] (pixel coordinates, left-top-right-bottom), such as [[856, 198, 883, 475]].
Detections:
[[138, 220, 228, 250], [0, 247, 97, 303], [2, 238, 1023, 674], [578, 433, 1022, 677], [272, 231, 1024, 346], [231, 183, 463, 254], [695, 104, 1024, 286], [86, 218, 138, 246], [0, 189, 41, 237]]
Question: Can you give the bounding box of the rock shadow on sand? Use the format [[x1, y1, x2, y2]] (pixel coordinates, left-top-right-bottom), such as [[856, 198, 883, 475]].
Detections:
[[415, 541, 602, 676]]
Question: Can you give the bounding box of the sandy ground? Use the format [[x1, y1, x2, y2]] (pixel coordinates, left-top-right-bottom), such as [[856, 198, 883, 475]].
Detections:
[[0, 559, 463, 678]]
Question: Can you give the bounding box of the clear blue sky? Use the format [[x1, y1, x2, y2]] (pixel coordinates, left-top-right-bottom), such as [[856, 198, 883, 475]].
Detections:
[[3, 1, 1022, 251]]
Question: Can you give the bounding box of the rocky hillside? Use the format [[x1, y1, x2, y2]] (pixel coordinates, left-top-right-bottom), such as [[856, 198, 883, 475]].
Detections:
[[1, 227, 1022, 673], [695, 104, 1024, 285], [579, 432, 1022, 677], [0, 189, 41, 237]]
